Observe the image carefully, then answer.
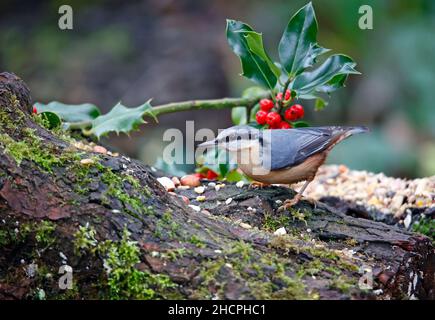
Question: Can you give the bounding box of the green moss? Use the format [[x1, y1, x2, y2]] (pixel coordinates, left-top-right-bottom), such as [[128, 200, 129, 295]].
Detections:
[[262, 213, 292, 232], [329, 275, 357, 293], [297, 259, 325, 278], [0, 129, 79, 172], [288, 208, 311, 225], [164, 248, 188, 261], [0, 220, 56, 247], [34, 221, 56, 246], [73, 224, 176, 299], [189, 235, 206, 248], [228, 241, 253, 263], [100, 227, 176, 299], [96, 161, 152, 217], [0, 229, 9, 246], [269, 234, 359, 274], [73, 224, 98, 254], [412, 218, 435, 241], [193, 241, 317, 300], [68, 158, 152, 217], [154, 211, 180, 239]]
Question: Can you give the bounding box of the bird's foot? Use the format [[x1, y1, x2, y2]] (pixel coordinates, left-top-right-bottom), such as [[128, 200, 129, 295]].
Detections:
[[277, 195, 301, 212], [301, 196, 319, 209], [249, 181, 270, 189], [278, 196, 318, 212]]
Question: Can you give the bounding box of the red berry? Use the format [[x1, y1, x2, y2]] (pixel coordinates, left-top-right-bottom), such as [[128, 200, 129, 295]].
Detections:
[[32, 106, 37, 114], [284, 108, 298, 121], [259, 99, 274, 112], [194, 173, 206, 179], [285, 104, 304, 121], [276, 89, 292, 101], [291, 104, 304, 119], [285, 89, 291, 100], [266, 112, 281, 128], [279, 121, 292, 129], [206, 170, 218, 180], [255, 110, 268, 125]]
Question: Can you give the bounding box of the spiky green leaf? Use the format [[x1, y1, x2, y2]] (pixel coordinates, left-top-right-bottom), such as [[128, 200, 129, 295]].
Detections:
[[90, 101, 154, 139], [34, 101, 101, 123], [231, 107, 247, 125], [226, 20, 277, 90], [244, 31, 281, 79], [291, 54, 359, 95], [278, 2, 328, 76]]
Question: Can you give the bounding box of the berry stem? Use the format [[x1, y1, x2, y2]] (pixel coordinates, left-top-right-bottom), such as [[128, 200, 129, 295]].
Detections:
[[65, 92, 270, 131], [277, 78, 292, 113], [152, 93, 269, 116]]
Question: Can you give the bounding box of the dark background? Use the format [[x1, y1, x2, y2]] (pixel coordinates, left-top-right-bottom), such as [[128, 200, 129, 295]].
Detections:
[[1, 0, 434, 178]]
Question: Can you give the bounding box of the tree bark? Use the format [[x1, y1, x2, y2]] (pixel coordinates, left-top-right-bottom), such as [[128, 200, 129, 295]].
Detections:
[[0, 72, 433, 300]]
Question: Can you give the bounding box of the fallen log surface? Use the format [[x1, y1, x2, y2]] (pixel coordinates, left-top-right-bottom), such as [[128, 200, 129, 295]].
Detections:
[[0, 72, 433, 300]]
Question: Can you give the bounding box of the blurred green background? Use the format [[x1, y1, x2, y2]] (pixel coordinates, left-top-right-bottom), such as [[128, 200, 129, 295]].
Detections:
[[1, 0, 434, 178]]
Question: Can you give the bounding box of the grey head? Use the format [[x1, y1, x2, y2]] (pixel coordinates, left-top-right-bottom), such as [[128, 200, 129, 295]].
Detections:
[[198, 125, 261, 152]]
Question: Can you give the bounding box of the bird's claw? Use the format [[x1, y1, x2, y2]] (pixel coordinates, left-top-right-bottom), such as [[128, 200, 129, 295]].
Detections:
[[277, 197, 300, 212], [277, 196, 318, 212], [249, 181, 270, 189]]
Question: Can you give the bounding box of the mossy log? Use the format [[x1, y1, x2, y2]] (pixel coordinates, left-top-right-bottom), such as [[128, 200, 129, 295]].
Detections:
[[0, 72, 433, 300]]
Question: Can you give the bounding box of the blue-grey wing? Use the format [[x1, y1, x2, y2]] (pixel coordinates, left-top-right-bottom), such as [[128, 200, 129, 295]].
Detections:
[[263, 126, 361, 170]]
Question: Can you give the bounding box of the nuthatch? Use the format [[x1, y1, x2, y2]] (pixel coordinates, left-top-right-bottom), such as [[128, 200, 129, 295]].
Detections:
[[199, 125, 369, 211]]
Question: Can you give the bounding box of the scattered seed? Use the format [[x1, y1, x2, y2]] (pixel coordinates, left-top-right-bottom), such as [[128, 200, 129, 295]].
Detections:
[[177, 185, 190, 190], [181, 174, 201, 187], [157, 177, 175, 192], [93, 145, 107, 154], [273, 227, 287, 236], [225, 198, 233, 205], [236, 181, 245, 188], [240, 222, 252, 229], [179, 195, 190, 204], [188, 205, 201, 212], [194, 186, 205, 194], [196, 195, 206, 202], [171, 177, 181, 187], [80, 158, 94, 165]]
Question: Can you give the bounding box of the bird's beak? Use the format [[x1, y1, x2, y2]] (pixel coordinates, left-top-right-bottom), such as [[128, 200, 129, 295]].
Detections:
[[198, 139, 218, 148]]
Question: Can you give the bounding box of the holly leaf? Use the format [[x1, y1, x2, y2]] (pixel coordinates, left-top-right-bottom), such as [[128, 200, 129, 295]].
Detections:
[[249, 103, 260, 122], [231, 107, 247, 125], [314, 97, 328, 111], [34, 101, 100, 123], [40, 111, 62, 129], [226, 19, 277, 90], [293, 121, 310, 128], [89, 100, 154, 139], [316, 73, 349, 93], [291, 54, 359, 95], [278, 2, 329, 76], [243, 31, 281, 79]]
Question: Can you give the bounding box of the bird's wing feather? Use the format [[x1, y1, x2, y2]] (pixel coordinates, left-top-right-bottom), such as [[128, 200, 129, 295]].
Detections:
[[265, 127, 358, 170]]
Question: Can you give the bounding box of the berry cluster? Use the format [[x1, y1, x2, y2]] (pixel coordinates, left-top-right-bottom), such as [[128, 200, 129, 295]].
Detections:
[[255, 89, 304, 129]]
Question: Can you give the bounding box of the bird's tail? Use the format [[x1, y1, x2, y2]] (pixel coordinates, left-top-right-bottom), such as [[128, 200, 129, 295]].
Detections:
[[345, 126, 370, 135], [327, 126, 369, 148]]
